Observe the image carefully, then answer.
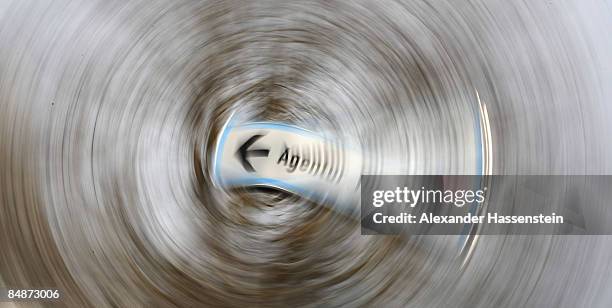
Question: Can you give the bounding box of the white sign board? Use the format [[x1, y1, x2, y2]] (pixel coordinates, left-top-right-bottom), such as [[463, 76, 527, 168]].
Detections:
[[212, 118, 362, 214]]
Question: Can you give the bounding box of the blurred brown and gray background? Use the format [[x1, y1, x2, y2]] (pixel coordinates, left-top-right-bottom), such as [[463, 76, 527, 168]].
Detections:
[[1, 0, 612, 307]]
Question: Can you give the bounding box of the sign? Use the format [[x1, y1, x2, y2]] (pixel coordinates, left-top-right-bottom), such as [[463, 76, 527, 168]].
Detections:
[[212, 117, 362, 214]]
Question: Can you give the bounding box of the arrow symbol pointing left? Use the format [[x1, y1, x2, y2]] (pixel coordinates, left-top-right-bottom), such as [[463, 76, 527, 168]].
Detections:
[[236, 134, 270, 172]]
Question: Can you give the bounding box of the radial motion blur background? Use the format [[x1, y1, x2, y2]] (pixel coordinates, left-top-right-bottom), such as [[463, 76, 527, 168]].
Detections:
[[1, 0, 612, 307]]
